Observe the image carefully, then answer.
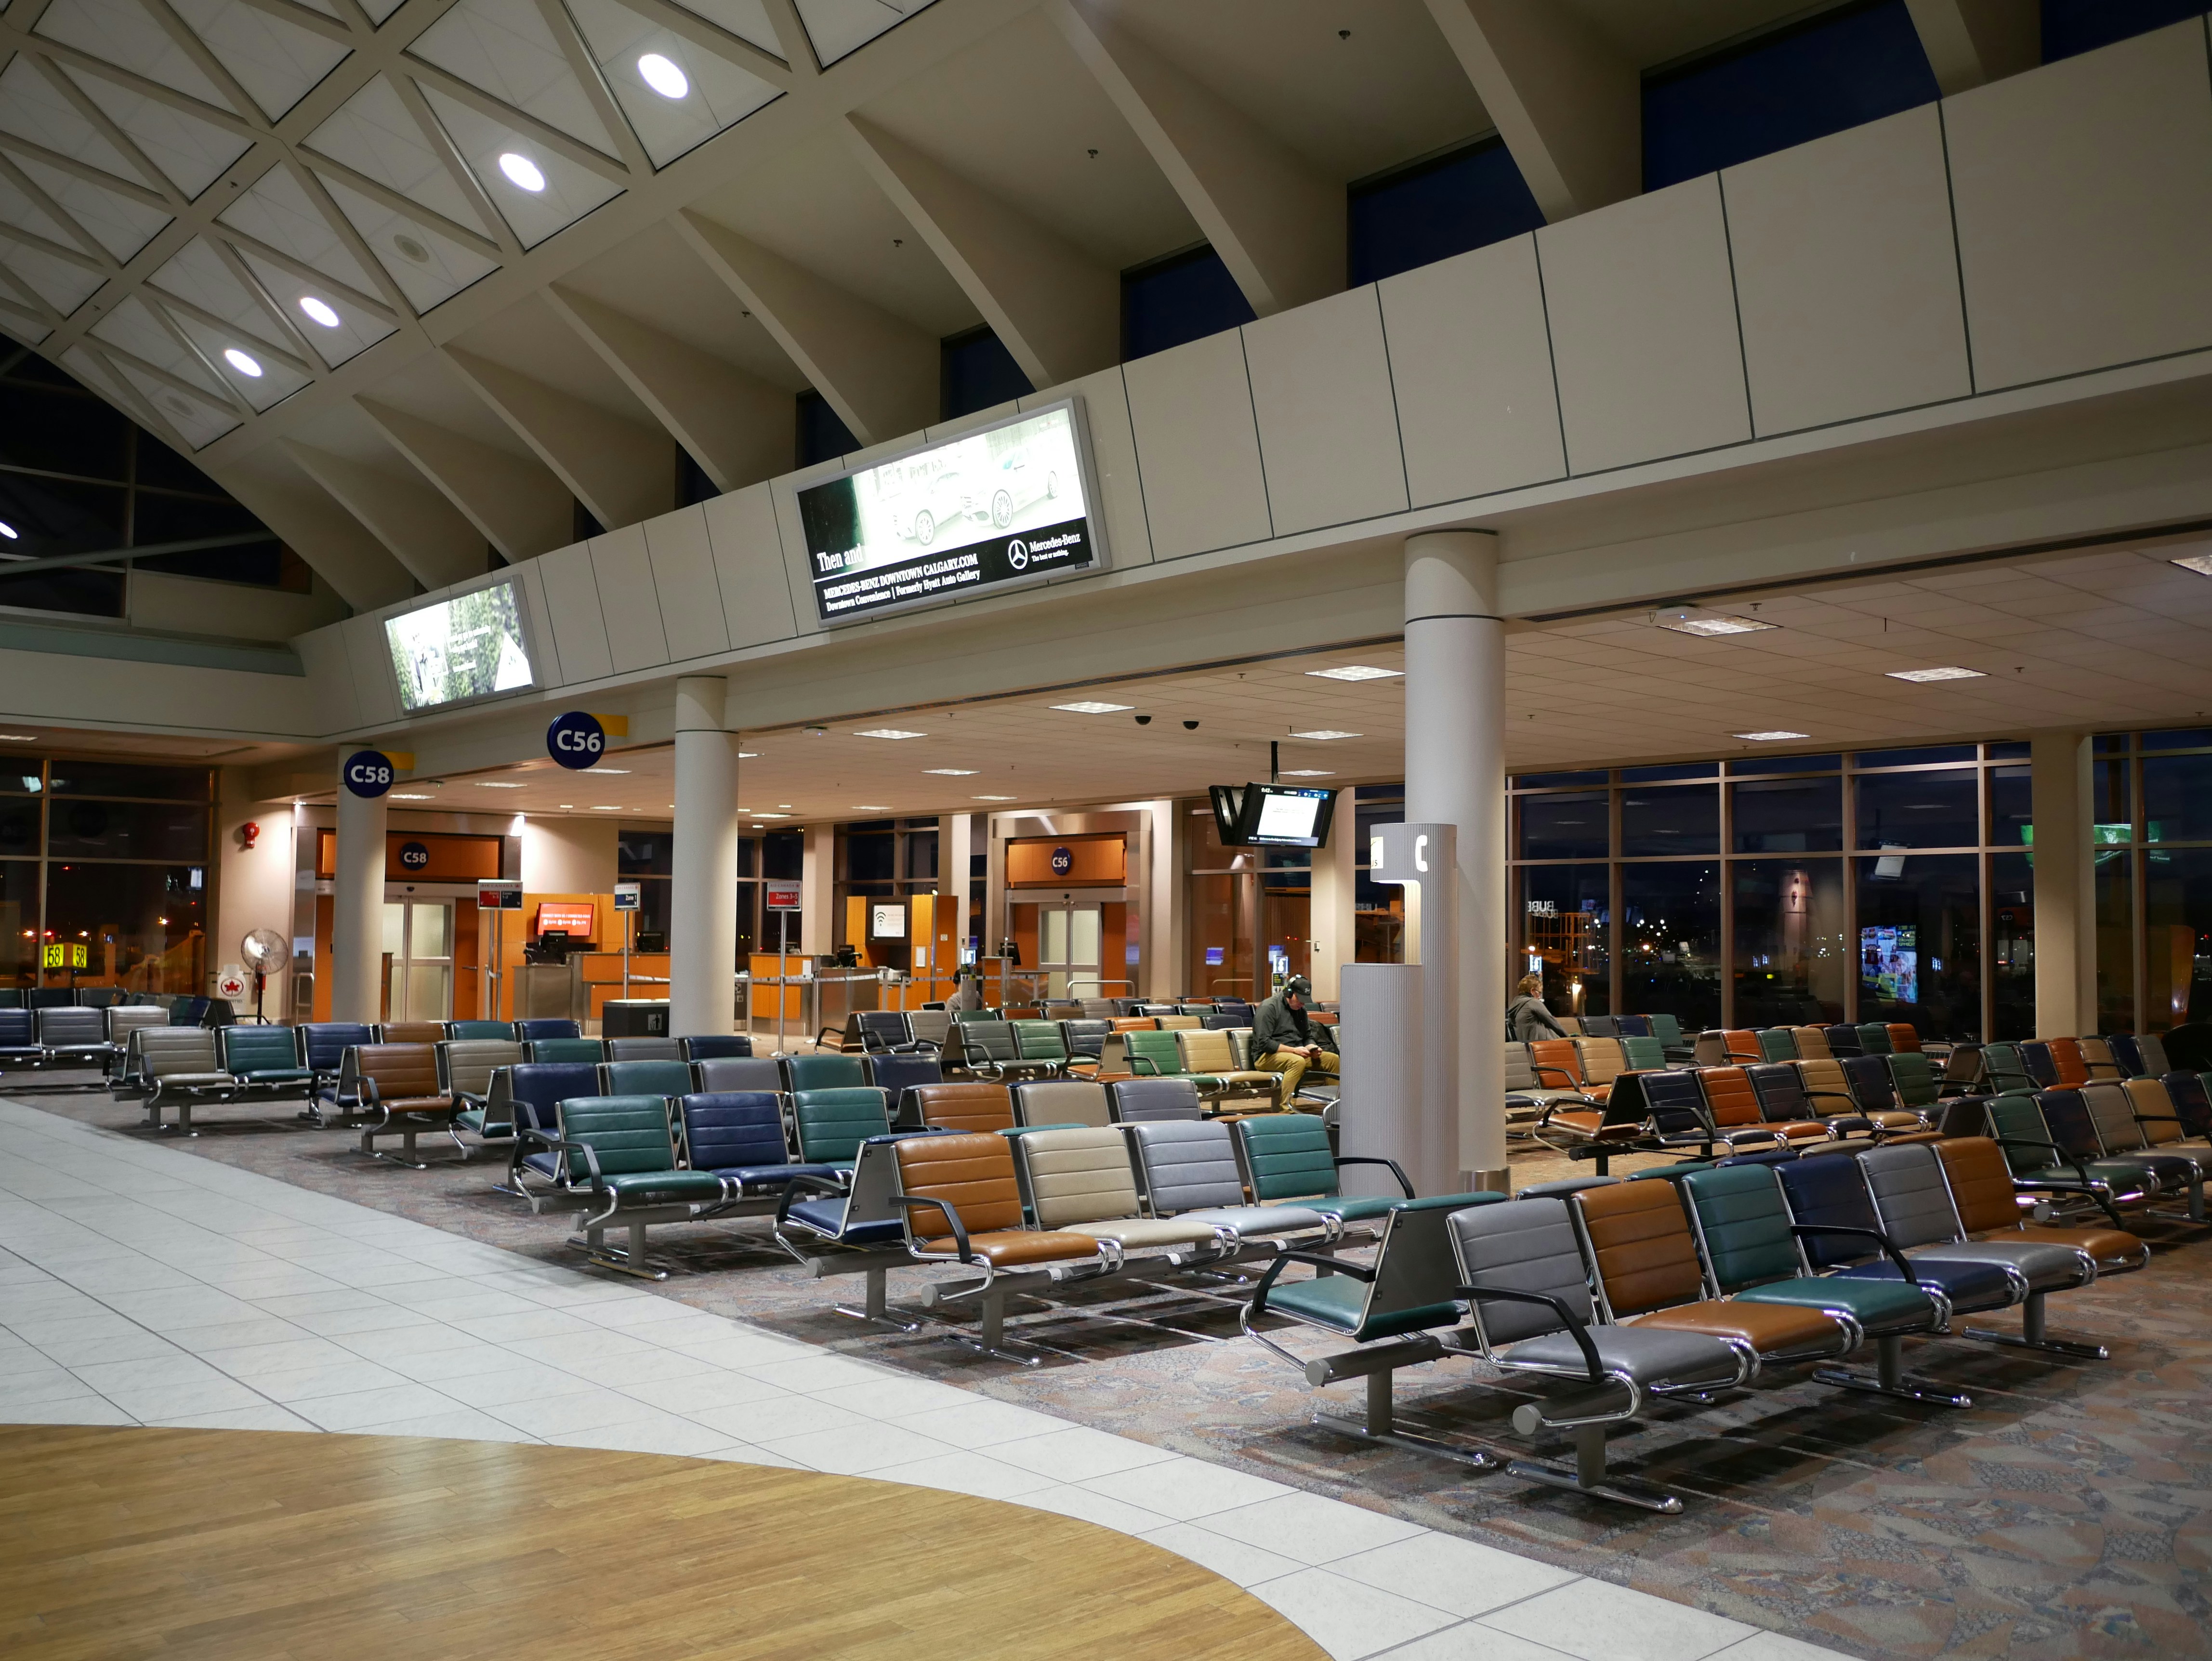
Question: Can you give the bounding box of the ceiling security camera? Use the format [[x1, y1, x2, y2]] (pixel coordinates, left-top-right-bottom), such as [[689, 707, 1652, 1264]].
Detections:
[[1134, 714, 1151, 725], [1183, 720, 1199, 730]]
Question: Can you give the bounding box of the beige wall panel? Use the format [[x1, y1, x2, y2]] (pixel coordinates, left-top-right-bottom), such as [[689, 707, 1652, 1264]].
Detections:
[[535, 543, 615, 685], [1023, 365, 1152, 567], [702, 482, 800, 653], [1539, 174, 1751, 474], [642, 507, 730, 665], [589, 525, 671, 675], [522, 816, 619, 893], [1948, 21, 2212, 391], [1243, 286, 1409, 536], [1121, 329, 1271, 559], [1726, 104, 1972, 435], [294, 628, 361, 734], [131, 573, 346, 641], [342, 618, 401, 730], [512, 559, 564, 689], [1381, 236, 1565, 508]]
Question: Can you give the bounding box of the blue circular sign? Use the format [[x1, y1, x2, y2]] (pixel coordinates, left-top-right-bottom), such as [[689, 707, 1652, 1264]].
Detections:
[[397, 841, 431, 872], [547, 711, 606, 770], [342, 750, 393, 798], [1050, 845, 1074, 876]]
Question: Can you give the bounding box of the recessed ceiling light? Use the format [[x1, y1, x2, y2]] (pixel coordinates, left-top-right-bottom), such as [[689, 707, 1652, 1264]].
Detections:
[[777, 804, 792, 809], [558, 804, 573, 809], [636, 52, 688, 98], [589, 805, 624, 810], [474, 780, 526, 788], [738, 751, 760, 759], [2171, 553, 2212, 576], [854, 728, 925, 739], [594, 768, 630, 774], [1886, 666, 1986, 683], [298, 297, 341, 328], [852, 804, 890, 811], [923, 768, 978, 776], [0, 734, 37, 741], [498, 152, 547, 192], [1278, 769, 1334, 778], [974, 794, 1017, 802], [1658, 613, 1776, 637], [1305, 665, 1401, 681], [222, 347, 262, 377], [1734, 731, 1810, 742], [0, 521, 16, 540], [1051, 701, 1132, 714], [389, 793, 433, 800], [750, 811, 791, 818], [1290, 729, 1360, 740]]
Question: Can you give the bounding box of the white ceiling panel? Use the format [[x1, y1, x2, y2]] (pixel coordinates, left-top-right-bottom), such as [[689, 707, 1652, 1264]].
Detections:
[[305, 77, 492, 237], [0, 242, 105, 314], [0, 56, 146, 182], [419, 83, 622, 248], [564, 0, 778, 169], [55, 65, 253, 198], [32, 0, 231, 110], [165, 303, 311, 407], [795, 0, 935, 68], [92, 292, 226, 398], [236, 246, 396, 364], [218, 165, 382, 300], [0, 314, 55, 344], [660, 0, 781, 54], [147, 237, 287, 349], [322, 171, 499, 310], [168, 0, 354, 121], [409, 0, 621, 156], [110, 355, 240, 445], [360, 0, 407, 22], [14, 156, 171, 260], [0, 167, 80, 251]]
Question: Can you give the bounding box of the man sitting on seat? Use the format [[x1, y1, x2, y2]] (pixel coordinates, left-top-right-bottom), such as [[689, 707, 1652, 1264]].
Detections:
[[1252, 976, 1338, 1105]]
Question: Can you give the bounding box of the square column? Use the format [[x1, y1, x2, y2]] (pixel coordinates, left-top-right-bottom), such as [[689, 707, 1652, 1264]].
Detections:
[[330, 758, 386, 1024], [2030, 730, 2098, 1035], [671, 676, 740, 1036]]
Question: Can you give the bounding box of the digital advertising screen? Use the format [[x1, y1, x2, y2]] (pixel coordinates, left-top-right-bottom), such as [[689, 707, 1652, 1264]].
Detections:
[[384, 580, 534, 712], [1860, 924, 1917, 1004], [795, 399, 1102, 625]]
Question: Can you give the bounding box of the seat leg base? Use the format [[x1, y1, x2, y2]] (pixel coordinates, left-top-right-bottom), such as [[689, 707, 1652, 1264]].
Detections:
[[1964, 1326, 2108, 1360], [1814, 1335, 1970, 1407], [833, 1266, 922, 1331], [1504, 1451, 1684, 1515], [1311, 1413, 1506, 1475], [574, 1223, 669, 1281]]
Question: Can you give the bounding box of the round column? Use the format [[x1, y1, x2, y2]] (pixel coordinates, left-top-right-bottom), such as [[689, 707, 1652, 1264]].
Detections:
[[1403, 530, 1507, 1187], [331, 758, 386, 1024], [671, 676, 740, 1036]]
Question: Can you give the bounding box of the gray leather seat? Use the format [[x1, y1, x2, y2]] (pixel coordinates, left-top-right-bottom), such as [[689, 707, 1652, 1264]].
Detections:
[[606, 1037, 682, 1063], [1107, 1077, 1204, 1122], [1121, 1119, 1327, 1239], [695, 1056, 785, 1094], [1857, 1142, 2093, 1290]]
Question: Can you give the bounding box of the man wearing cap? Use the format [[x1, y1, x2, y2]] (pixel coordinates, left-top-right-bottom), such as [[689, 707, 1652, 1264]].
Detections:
[[1252, 975, 1338, 1105]]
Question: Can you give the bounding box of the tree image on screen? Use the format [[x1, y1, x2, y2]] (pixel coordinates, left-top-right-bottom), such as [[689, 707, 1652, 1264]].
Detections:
[[385, 582, 533, 712]]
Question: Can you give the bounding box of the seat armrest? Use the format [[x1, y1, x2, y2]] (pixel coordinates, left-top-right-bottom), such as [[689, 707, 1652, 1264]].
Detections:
[[1334, 1154, 1414, 1199], [773, 1172, 849, 1229], [1249, 1248, 1371, 1320], [1788, 1222, 1916, 1282], [893, 1193, 972, 1261], [1455, 1285, 1602, 1382]]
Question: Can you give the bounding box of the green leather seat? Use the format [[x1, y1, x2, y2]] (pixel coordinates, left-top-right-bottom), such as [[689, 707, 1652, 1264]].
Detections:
[[1680, 1164, 1941, 1337]]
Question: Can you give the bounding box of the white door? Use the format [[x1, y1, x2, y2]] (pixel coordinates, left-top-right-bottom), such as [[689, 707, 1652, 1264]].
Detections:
[[381, 900, 453, 1022], [1038, 903, 1102, 1001]]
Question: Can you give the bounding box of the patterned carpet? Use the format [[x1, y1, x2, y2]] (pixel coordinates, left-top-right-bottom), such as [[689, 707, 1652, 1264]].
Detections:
[[15, 1077, 2211, 1661]]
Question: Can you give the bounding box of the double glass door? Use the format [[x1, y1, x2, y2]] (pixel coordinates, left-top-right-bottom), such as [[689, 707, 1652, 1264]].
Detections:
[[381, 899, 452, 1022], [1038, 903, 1101, 1001]]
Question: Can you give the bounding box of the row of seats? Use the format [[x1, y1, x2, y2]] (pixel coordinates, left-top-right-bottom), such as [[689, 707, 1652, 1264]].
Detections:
[[1691, 1023, 1928, 1067], [0, 1002, 227, 1076], [1250, 1133, 2151, 1510]]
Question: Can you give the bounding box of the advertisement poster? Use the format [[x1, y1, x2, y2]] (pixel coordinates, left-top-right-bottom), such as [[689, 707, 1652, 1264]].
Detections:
[[1860, 924, 1917, 1004]]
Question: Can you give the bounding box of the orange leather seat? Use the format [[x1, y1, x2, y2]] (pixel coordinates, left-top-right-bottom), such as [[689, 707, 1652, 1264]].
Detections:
[[2044, 1037, 2091, 1088], [1885, 1024, 1922, 1054], [892, 1133, 1099, 1267], [1529, 1039, 1599, 1101], [354, 1043, 450, 1116], [911, 1081, 1015, 1134], [1697, 1066, 1829, 1145], [1934, 1136, 2148, 1273], [1110, 1017, 1159, 1033]]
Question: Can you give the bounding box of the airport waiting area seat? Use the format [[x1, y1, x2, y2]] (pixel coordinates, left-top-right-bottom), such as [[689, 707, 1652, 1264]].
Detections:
[[1120, 1118, 1334, 1245], [38, 1005, 111, 1071], [443, 1038, 526, 1153], [514, 1019, 582, 1043], [783, 1053, 866, 1093], [697, 1056, 783, 1094], [854, 1011, 932, 1054], [532, 1094, 727, 1279], [137, 1029, 243, 1134], [870, 1053, 945, 1123], [679, 1092, 842, 1203], [1986, 1090, 2162, 1227], [496, 1062, 616, 1211], [790, 1087, 899, 1173], [376, 1021, 447, 1047], [2076, 1081, 2206, 1221], [1774, 1156, 2026, 1320], [342, 1042, 464, 1167], [908, 1081, 1017, 1135], [217, 1026, 315, 1103], [1107, 1077, 1206, 1123], [529, 1037, 605, 1065], [680, 1035, 754, 1061], [606, 1038, 683, 1064], [1012, 1078, 1113, 1129], [447, 1020, 512, 1041], [1008, 1126, 1226, 1255], [600, 1058, 695, 1098]]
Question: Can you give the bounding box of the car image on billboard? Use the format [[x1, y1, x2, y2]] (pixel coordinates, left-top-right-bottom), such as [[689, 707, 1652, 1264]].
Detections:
[[867, 411, 1077, 549]]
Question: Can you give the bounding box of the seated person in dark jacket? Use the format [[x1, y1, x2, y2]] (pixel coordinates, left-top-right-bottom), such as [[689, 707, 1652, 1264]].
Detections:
[[1507, 973, 1568, 1042], [1252, 976, 1338, 1102]]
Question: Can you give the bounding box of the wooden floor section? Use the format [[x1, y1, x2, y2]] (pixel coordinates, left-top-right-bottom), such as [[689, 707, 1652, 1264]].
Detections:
[[0, 1425, 1325, 1661]]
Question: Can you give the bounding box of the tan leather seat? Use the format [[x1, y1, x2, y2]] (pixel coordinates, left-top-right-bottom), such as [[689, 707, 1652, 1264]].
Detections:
[[1697, 1066, 1828, 1145], [439, 1038, 523, 1100], [1935, 1136, 2148, 1273], [1789, 1026, 1832, 1061], [911, 1081, 1015, 1134], [1017, 1126, 1219, 1250], [1572, 1180, 1849, 1361], [1174, 1029, 1280, 1101], [1797, 1057, 1919, 1130], [893, 1133, 1100, 1266], [1155, 1014, 1202, 1032], [1573, 1037, 1628, 1099]]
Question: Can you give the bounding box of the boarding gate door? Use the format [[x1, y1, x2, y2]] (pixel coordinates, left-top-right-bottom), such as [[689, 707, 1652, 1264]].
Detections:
[[1037, 903, 1102, 1002], [380, 900, 453, 1023]]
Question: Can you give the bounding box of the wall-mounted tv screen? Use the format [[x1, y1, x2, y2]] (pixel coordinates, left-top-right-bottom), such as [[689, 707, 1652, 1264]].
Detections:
[[1209, 783, 1339, 849], [1860, 924, 1916, 1004], [385, 580, 534, 712], [795, 398, 1102, 625], [535, 902, 596, 940]]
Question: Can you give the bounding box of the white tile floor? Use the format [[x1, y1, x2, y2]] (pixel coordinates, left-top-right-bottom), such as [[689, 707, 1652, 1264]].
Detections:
[[0, 1100, 1850, 1661]]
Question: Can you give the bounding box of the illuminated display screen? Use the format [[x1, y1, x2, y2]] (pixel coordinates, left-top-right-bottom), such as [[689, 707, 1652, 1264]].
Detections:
[[1860, 924, 1917, 1004], [384, 580, 534, 712]]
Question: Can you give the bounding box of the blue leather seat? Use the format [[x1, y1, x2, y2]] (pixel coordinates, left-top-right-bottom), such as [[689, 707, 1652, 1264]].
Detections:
[[679, 1093, 839, 1194], [868, 1053, 944, 1124], [1777, 1154, 2020, 1313], [681, 1034, 753, 1061], [301, 1022, 372, 1078], [504, 1062, 601, 1179], [0, 1007, 42, 1063], [515, 1019, 582, 1042]]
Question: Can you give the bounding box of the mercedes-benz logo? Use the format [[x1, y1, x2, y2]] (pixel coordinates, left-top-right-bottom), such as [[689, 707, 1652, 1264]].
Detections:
[[1007, 539, 1028, 570]]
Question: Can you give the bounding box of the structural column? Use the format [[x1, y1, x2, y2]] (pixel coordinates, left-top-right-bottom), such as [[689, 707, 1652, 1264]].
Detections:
[[1403, 531, 1507, 1187], [800, 824, 837, 957], [2030, 730, 2098, 1036], [330, 758, 386, 1024], [1309, 786, 1356, 1001], [671, 677, 741, 1036]]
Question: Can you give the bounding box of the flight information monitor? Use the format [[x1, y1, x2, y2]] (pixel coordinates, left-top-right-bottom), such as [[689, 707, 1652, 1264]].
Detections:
[[1208, 783, 1340, 849], [795, 398, 1104, 625], [384, 580, 535, 712]]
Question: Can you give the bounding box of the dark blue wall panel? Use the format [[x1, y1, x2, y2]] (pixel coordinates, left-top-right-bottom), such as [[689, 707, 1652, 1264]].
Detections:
[[1121, 246, 1255, 361], [940, 327, 1032, 420], [796, 389, 857, 470], [2043, 0, 2204, 61], [1347, 138, 1545, 287]]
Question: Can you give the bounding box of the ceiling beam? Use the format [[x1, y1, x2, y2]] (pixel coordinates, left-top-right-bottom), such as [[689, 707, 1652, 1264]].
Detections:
[[675, 210, 935, 447], [1422, 0, 1639, 222], [282, 438, 489, 592], [357, 395, 575, 561], [843, 114, 1115, 391], [1904, 0, 2041, 95], [546, 284, 791, 492], [444, 345, 673, 532], [1048, 0, 1341, 318], [216, 461, 418, 608]]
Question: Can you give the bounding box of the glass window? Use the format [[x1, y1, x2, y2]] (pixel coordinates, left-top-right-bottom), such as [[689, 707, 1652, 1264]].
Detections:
[[1190, 871, 1249, 995], [764, 830, 802, 881], [1854, 746, 1977, 768], [1518, 791, 1608, 860], [1621, 784, 1717, 856], [1728, 753, 1839, 776], [47, 761, 210, 800], [2092, 758, 2131, 841], [1856, 768, 1978, 849], [1622, 862, 1720, 1030], [1519, 865, 1608, 1016], [2097, 849, 2133, 1033], [1985, 741, 2030, 760], [0, 769, 41, 794], [1732, 858, 1845, 1027], [844, 830, 894, 883], [1988, 766, 2031, 846], [1512, 771, 1607, 788], [1856, 852, 1980, 1040], [42, 862, 206, 994], [2143, 754, 2212, 843], [1732, 776, 1842, 853], [904, 830, 938, 882], [617, 829, 672, 876], [2141, 728, 2212, 751], [46, 801, 208, 861], [0, 796, 37, 857], [2093, 734, 2127, 753], [0, 861, 35, 989], [1619, 764, 1717, 782], [1990, 851, 2034, 1040], [2144, 847, 2212, 1030]]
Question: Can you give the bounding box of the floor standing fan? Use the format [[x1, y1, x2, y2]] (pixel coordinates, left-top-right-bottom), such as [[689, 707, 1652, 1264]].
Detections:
[[240, 928, 289, 1024]]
